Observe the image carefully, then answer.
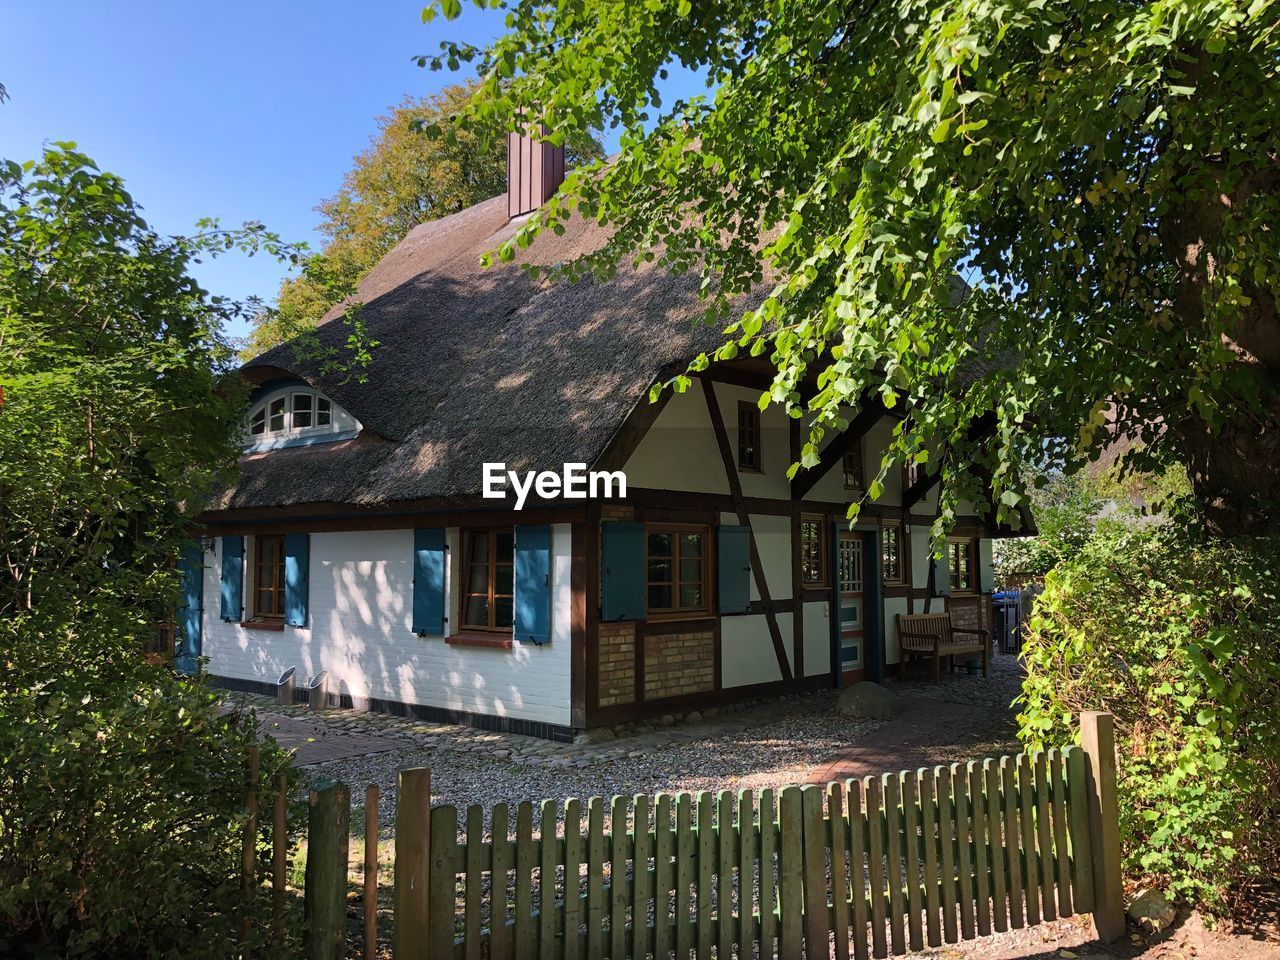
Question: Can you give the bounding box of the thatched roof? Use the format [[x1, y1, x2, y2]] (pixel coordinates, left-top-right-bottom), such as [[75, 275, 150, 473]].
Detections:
[[212, 194, 727, 512]]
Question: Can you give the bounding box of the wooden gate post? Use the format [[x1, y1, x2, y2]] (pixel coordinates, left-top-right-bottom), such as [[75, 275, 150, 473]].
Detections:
[[305, 780, 351, 960], [1080, 712, 1125, 942], [394, 767, 431, 960]]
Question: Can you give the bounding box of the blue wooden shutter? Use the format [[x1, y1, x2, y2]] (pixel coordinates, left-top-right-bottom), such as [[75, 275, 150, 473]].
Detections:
[[284, 533, 310, 627], [220, 535, 243, 622], [601, 522, 645, 621], [514, 524, 551, 645], [716, 525, 751, 614], [176, 540, 203, 675], [412, 528, 446, 636]]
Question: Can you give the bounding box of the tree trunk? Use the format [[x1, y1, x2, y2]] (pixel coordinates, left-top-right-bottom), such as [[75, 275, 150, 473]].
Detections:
[[1177, 400, 1280, 537]]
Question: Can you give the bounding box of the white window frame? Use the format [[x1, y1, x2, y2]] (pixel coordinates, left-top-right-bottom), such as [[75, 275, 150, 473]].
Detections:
[[243, 385, 358, 451]]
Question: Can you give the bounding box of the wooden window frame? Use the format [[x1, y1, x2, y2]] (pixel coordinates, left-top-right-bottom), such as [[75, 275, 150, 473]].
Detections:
[[947, 537, 975, 594], [736, 401, 762, 472], [461, 528, 515, 633], [253, 533, 286, 620], [645, 523, 712, 619], [881, 521, 904, 585], [799, 514, 828, 589]]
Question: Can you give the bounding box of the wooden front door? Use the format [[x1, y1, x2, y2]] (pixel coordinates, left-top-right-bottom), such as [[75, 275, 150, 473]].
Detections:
[[837, 531, 867, 684]]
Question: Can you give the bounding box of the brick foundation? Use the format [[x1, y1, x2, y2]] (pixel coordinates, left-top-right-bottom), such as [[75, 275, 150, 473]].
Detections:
[[597, 622, 636, 707], [643, 629, 715, 700]]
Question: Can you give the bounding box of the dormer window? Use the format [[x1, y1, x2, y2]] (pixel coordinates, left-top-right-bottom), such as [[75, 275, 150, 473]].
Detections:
[[243, 381, 359, 451]]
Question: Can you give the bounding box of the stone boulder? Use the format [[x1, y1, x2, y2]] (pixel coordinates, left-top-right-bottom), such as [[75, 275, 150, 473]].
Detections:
[[836, 682, 900, 719], [1128, 888, 1177, 934]]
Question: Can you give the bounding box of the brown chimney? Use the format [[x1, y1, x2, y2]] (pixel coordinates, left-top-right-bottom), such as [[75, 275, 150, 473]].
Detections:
[[507, 129, 565, 219]]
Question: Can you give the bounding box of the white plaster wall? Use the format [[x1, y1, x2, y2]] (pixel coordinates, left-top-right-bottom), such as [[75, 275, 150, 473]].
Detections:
[[720, 613, 790, 688], [884, 596, 910, 666], [202, 525, 573, 726], [623, 382, 730, 494], [978, 538, 994, 591], [802, 600, 832, 677], [909, 526, 934, 592], [748, 513, 792, 602]]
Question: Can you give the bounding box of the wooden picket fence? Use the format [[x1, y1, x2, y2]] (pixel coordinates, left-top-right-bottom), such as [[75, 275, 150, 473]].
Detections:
[[299, 711, 1123, 960]]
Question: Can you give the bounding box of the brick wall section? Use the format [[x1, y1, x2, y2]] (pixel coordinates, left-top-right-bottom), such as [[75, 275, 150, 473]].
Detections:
[[644, 630, 715, 700], [597, 622, 636, 706], [946, 595, 992, 635]]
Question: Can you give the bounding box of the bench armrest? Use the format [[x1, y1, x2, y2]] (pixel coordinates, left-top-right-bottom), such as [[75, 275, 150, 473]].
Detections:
[[950, 627, 989, 638]]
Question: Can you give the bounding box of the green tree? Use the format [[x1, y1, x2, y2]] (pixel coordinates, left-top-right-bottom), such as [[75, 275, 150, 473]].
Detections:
[[0, 146, 298, 957], [245, 81, 600, 356], [428, 0, 1280, 537]]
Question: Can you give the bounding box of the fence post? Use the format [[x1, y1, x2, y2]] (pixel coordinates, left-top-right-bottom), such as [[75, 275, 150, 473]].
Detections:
[[305, 780, 351, 960], [394, 767, 431, 960], [1079, 711, 1124, 942], [241, 745, 261, 960], [365, 784, 380, 960]]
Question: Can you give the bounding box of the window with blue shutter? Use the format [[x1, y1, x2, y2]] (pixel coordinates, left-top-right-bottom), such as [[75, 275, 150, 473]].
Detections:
[[220, 535, 243, 621], [283, 532, 310, 627], [601, 522, 645, 621], [717, 525, 751, 614], [412, 528, 446, 636], [176, 540, 203, 675], [514, 525, 551, 644]]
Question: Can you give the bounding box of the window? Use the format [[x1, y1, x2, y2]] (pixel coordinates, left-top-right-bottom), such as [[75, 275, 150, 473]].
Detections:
[[737, 402, 761, 471], [253, 534, 286, 619], [146, 620, 175, 661], [245, 387, 348, 447], [947, 538, 973, 593], [843, 444, 864, 490], [462, 529, 514, 631], [800, 515, 827, 587], [268, 397, 287, 433], [881, 522, 903, 584], [903, 460, 920, 493], [292, 392, 313, 429], [646, 525, 709, 615]]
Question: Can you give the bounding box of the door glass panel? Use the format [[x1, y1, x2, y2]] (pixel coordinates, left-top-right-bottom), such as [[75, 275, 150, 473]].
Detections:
[[838, 538, 863, 591], [840, 602, 861, 630]]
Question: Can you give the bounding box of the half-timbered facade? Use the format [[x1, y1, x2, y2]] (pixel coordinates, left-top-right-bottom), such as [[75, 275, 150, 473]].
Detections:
[[186, 134, 1024, 741]]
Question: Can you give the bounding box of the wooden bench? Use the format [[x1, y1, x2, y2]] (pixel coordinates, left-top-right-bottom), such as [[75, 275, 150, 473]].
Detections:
[[896, 612, 990, 684]]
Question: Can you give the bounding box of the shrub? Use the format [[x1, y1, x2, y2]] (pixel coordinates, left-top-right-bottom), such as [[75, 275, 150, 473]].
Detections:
[[0, 148, 302, 958], [1017, 526, 1280, 916], [0, 630, 299, 959]]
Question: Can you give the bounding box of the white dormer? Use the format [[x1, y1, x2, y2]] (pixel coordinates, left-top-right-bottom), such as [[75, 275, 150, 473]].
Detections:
[[244, 381, 360, 452]]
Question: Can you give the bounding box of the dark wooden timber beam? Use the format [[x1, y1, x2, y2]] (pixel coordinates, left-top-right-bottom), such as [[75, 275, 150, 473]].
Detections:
[[789, 391, 886, 501], [902, 411, 1000, 511], [699, 367, 775, 393], [702, 379, 794, 682]]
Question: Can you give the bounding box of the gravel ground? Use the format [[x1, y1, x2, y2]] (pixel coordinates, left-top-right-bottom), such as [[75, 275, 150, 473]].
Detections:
[[305, 700, 885, 833]]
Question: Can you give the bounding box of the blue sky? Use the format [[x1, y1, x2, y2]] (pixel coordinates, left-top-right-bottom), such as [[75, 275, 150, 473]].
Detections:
[[0, 0, 572, 342]]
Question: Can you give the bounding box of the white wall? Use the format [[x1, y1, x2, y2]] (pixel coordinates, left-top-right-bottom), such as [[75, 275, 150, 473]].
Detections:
[[802, 600, 832, 676], [624, 382, 730, 494], [883, 596, 910, 666], [720, 612, 790, 688], [202, 524, 574, 726]]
